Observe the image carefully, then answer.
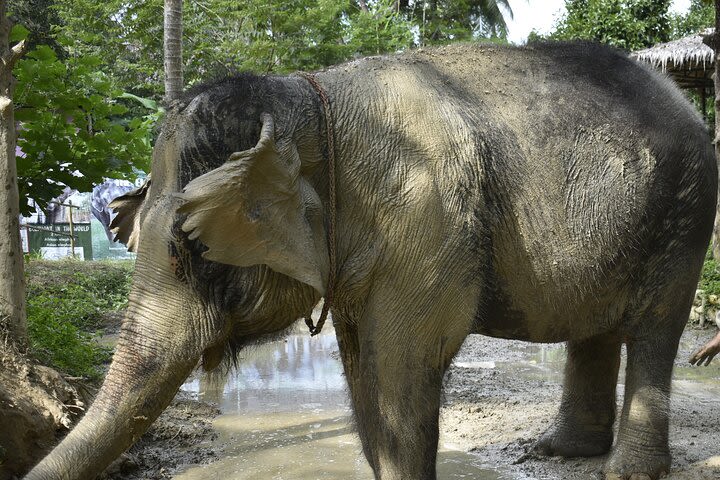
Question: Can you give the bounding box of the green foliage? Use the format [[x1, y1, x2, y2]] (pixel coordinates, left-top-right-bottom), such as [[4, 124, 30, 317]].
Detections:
[[8, 0, 64, 54], [26, 265, 133, 327], [26, 305, 111, 381], [345, 1, 415, 56], [54, 0, 366, 91], [25, 259, 134, 380], [210, 0, 353, 74], [699, 251, 720, 298], [406, 0, 512, 45], [13, 45, 158, 214], [547, 0, 672, 50], [10, 23, 29, 42], [23, 250, 44, 262], [690, 250, 720, 327], [670, 0, 714, 37], [53, 0, 512, 98], [53, 0, 165, 98]]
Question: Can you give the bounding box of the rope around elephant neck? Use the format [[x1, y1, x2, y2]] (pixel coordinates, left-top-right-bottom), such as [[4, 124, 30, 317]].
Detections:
[[299, 72, 336, 337]]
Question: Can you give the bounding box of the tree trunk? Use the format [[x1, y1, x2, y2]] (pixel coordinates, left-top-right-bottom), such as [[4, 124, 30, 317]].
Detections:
[[713, 2, 720, 261], [0, 2, 28, 348], [164, 0, 183, 104], [0, 10, 80, 479]]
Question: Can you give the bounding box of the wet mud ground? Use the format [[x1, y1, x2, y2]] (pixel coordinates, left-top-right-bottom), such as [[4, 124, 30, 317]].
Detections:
[[105, 324, 720, 479], [440, 329, 720, 479]]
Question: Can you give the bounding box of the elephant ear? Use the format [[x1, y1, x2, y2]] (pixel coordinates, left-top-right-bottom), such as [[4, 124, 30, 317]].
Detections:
[[175, 113, 329, 294], [108, 177, 152, 252]]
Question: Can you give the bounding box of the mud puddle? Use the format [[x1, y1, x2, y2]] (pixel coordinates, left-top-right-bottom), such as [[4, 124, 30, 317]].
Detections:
[[175, 324, 511, 479], [458, 334, 720, 392], [161, 325, 720, 479], [174, 411, 503, 479]]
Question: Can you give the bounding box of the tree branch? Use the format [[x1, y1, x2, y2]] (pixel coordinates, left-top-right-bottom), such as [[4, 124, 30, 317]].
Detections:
[[8, 40, 28, 68], [1, 40, 27, 72]]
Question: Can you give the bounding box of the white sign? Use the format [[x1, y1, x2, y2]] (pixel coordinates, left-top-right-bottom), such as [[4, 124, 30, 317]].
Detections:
[[40, 246, 84, 261], [20, 227, 29, 253]]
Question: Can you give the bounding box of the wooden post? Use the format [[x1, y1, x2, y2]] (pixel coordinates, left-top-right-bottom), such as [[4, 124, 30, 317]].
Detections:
[[712, 2, 720, 261], [68, 200, 75, 257]]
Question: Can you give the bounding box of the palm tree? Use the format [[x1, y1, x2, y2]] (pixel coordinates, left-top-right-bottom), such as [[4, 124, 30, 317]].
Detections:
[[394, 0, 514, 44], [164, 0, 183, 103], [476, 0, 514, 38]]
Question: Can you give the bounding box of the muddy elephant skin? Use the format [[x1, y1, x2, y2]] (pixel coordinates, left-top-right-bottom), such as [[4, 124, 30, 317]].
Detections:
[[26, 42, 716, 480]]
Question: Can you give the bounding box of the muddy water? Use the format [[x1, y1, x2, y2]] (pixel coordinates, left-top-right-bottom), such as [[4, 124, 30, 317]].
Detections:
[[173, 325, 720, 480], [478, 337, 720, 391], [175, 324, 509, 479]]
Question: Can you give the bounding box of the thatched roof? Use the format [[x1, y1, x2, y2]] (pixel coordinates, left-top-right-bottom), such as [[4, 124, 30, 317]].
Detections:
[[632, 29, 714, 90]]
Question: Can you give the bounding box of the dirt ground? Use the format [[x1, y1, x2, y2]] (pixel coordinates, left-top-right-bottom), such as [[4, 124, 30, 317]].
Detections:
[[440, 328, 720, 480], [100, 395, 221, 480], [98, 327, 720, 480], [0, 344, 86, 480]]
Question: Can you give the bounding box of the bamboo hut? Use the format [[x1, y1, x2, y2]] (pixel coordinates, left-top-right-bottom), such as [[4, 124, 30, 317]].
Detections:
[[632, 29, 714, 118]]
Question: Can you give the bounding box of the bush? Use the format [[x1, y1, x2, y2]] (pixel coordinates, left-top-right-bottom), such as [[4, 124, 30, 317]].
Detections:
[[690, 250, 720, 328], [698, 252, 720, 297], [26, 304, 111, 381], [25, 259, 134, 381]]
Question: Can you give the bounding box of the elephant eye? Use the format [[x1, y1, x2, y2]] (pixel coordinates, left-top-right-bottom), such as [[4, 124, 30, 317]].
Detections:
[[167, 241, 189, 284], [247, 204, 262, 221]]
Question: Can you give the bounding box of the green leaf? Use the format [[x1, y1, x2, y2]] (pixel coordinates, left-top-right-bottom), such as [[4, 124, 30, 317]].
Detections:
[[14, 108, 40, 122], [120, 92, 158, 110], [28, 45, 57, 62], [10, 24, 30, 42]]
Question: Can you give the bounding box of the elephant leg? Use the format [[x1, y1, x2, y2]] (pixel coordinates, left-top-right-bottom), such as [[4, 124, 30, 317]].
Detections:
[[333, 318, 378, 471], [604, 326, 682, 480], [334, 312, 469, 480], [536, 332, 621, 457]]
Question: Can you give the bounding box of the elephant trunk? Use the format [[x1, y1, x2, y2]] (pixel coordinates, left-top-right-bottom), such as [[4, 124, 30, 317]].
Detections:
[[25, 285, 203, 480]]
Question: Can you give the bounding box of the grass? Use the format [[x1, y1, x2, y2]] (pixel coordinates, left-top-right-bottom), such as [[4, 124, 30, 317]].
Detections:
[[25, 259, 134, 381]]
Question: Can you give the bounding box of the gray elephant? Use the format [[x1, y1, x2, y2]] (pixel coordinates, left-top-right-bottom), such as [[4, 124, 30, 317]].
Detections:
[[90, 179, 136, 242], [26, 42, 716, 480]]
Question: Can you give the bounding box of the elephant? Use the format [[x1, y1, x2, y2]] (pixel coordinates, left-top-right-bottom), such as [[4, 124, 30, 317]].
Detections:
[[26, 41, 716, 480], [90, 179, 136, 242], [40, 187, 73, 225]]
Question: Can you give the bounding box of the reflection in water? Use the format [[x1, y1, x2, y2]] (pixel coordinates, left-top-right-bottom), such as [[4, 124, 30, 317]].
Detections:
[[178, 323, 506, 479], [497, 339, 720, 388], [185, 331, 348, 414]]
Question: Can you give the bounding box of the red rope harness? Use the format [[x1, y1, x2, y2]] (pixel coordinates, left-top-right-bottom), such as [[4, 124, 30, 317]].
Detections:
[[299, 72, 337, 336]]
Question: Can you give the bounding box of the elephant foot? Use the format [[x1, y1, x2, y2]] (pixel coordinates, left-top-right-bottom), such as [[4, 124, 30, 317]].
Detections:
[[603, 448, 670, 480], [534, 422, 613, 458]]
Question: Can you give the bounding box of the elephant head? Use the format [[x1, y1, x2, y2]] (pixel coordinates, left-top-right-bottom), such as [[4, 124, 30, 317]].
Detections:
[[25, 75, 332, 479]]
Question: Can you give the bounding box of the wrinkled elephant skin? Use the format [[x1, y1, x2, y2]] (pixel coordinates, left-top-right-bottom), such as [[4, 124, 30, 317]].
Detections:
[[26, 43, 716, 480]]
